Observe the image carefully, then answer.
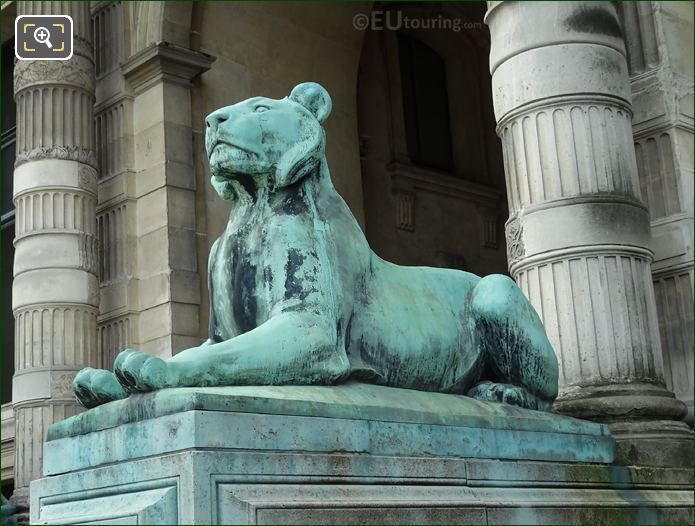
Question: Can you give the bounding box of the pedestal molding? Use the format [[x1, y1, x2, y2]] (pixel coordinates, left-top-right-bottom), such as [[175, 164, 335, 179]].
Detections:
[[28, 386, 694, 524]]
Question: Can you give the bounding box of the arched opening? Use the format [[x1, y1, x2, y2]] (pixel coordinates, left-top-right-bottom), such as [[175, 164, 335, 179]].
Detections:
[[357, 2, 508, 276]]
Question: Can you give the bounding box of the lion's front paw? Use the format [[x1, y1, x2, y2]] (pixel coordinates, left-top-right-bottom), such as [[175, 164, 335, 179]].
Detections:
[[114, 349, 171, 393], [74, 367, 128, 408]]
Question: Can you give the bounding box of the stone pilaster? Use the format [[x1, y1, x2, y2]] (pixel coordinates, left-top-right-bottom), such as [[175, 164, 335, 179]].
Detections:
[[11, 0, 99, 505], [121, 42, 214, 358], [485, 1, 692, 467]]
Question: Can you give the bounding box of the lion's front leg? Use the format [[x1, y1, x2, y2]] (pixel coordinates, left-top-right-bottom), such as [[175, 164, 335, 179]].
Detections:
[[112, 313, 349, 391], [112, 348, 182, 392], [110, 213, 349, 392], [73, 367, 128, 408], [74, 344, 209, 407], [73, 349, 178, 408]]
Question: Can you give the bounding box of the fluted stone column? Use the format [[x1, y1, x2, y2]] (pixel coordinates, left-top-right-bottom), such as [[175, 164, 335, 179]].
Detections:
[[485, 1, 692, 467], [12, 1, 98, 505]]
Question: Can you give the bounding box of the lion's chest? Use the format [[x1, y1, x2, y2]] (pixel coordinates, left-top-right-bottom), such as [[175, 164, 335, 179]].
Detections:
[[209, 226, 264, 340]]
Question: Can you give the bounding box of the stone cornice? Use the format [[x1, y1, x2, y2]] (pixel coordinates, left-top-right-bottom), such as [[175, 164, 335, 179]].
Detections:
[[90, 1, 113, 15], [121, 41, 216, 94], [651, 261, 695, 280]]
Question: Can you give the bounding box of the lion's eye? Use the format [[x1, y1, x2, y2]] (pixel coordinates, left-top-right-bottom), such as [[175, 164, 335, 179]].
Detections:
[[254, 106, 269, 113]]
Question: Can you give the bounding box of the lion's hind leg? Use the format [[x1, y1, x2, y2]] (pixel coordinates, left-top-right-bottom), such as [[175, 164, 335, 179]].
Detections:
[[468, 274, 559, 411]]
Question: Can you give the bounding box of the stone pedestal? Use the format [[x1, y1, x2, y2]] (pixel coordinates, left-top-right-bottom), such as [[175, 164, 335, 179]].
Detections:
[[30, 384, 692, 524], [485, 1, 693, 468]]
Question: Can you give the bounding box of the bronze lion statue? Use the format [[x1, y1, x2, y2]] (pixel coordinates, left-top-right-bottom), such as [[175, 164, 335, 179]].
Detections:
[[74, 82, 559, 411]]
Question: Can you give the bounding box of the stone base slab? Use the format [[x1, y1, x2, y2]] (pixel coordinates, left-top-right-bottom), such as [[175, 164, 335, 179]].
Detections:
[[43, 382, 615, 471], [29, 383, 693, 524]]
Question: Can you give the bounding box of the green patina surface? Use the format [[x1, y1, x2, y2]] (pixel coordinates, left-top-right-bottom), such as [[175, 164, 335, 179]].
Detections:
[[0, 495, 16, 525], [73, 82, 559, 416], [44, 383, 618, 478], [50, 382, 607, 442]]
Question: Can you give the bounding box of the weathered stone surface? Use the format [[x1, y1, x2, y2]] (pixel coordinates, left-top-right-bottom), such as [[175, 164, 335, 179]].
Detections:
[[31, 458, 694, 525], [610, 420, 695, 469], [29, 389, 692, 525]]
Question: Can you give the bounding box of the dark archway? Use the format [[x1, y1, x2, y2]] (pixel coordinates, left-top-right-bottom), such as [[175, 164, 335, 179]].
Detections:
[[356, 2, 508, 276]]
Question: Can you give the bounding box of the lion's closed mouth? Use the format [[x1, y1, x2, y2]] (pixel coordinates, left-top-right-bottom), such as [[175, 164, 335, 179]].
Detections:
[[210, 139, 258, 159]]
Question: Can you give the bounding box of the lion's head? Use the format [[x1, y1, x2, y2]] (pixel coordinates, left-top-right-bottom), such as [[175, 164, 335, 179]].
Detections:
[[205, 82, 332, 201]]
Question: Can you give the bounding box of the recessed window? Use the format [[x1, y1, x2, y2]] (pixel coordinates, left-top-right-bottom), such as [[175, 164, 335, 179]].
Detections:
[[398, 34, 454, 172]]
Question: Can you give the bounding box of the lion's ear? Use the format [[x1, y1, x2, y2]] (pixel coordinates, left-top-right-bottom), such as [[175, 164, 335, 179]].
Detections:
[[289, 82, 332, 124]]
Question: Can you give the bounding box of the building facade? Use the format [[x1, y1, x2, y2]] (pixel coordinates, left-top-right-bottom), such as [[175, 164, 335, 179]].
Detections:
[[1, 0, 693, 511]]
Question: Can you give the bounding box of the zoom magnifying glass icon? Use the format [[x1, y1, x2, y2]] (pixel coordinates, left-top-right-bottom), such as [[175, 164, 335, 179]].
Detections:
[[33, 26, 53, 48], [16, 15, 73, 60]]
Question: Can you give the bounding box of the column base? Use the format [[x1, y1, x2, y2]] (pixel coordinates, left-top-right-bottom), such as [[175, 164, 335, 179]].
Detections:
[[610, 420, 694, 468], [554, 383, 688, 421], [554, 383, 692, 468]]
